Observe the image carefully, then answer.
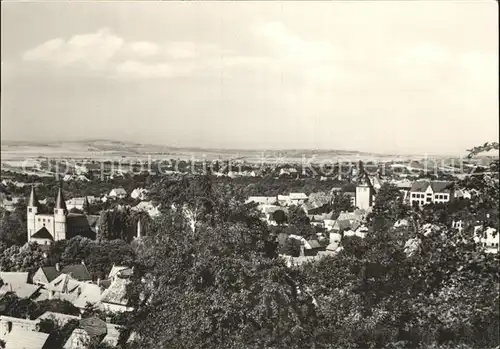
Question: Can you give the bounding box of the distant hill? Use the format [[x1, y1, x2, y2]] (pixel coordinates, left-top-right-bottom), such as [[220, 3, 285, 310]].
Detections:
[[1, 139, 469, 165]]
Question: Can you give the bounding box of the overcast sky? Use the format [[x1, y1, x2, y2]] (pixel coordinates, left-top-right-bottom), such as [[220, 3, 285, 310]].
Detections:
[[1, 1, 498, 155]]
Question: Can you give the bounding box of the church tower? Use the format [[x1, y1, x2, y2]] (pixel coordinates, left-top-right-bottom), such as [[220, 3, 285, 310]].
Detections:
[[27, 186, 39, 242], [355, 161, 374, 210], [54, 188, 68, 241]]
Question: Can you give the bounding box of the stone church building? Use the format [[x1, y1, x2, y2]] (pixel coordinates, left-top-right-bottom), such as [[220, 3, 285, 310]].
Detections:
[[27, 186, 100, 245]]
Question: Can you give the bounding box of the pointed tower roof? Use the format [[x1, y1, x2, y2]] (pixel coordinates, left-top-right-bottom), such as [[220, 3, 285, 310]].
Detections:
[[83, 196, 90, 214], [28, 185, 40, 207], [55, 187, 67, 213], [357, 161, 373, 187]]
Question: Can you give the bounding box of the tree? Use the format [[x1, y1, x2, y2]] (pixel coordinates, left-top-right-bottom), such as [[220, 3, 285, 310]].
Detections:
[[127, 214, 317, 349], [272, 209, 287, 225], [0, 242, 46, 273], [331, 193, 354, 219], [55, 236, 136, 280], [97, 211, 111, 241], [280, 237, 301, 257], [287, 205, 310, 227], [367, 183, 408, 227], [0, 207, 27, 247]]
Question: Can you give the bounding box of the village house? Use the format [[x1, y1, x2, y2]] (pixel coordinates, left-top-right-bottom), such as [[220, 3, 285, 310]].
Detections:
[[0, 194, 21, 212], [63, 317, 110, 349], [277, 195, 291, 206], [108, 188, 127, 199], [65, 196, 97, 211], [0, 272, 42, 300], [409, 180, 454, 206], [474, 226, 499, 254], [99, 268, 134, 313], [0, 315, 49, 349], [258, 205, 287, 226], [289, 193, 308, 205], [246, 196, 277, 205], [62, 317, 134, 349], [32, 263, 92, 286]]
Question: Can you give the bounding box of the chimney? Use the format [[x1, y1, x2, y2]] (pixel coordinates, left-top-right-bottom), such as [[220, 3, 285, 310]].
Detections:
[[81, 259, 85, 266], [300, 241, 305, 257], [97, 278, 101, 287], [55, 263, 60, 272]]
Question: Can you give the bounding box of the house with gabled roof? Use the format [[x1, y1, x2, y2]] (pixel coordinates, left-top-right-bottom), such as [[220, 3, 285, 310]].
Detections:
[[33, 263, 92, 286], [0, 316, 49, 349], [409, 180, 454, 206], [63, 317, 131, 349], [99, 269, 134, 313], [108, 188, 127, 199], [289, 193, 308, 205], [0, 272, 42, 300]]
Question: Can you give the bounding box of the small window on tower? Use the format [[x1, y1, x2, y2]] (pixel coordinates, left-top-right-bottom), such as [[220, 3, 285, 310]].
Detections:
[[29, 208, 32, 213]]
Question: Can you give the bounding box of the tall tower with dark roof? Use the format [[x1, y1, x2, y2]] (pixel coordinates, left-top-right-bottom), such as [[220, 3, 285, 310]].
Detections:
[[27, 185, 39, 241], [54, 187, 68, 241], [355, 161, 374, 210]]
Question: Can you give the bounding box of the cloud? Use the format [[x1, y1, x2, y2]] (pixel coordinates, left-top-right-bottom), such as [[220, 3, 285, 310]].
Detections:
[[23, 28, 124, 69], [22, 28, 227, 78]]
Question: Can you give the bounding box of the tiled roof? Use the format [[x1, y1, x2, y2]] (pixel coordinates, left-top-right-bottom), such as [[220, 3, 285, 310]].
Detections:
[[308, 192, 333, 206], [61, 264, 92, 281], [46, 274, 81, 294], [410, 181, 430, 192], [111, 188, 127, 195], [80, 317, 108, 337], [31, 227, 54, 240], [0, 272, 29, 284], [430, 181, 453, 193], [86, 215, 100, 227], [3, 328, 49, 349], [40, 266, 61, 283], [289, 193, 308, 200], [73, 283, 102, 309], [410, 180, 453, 193], [308, 212, 333, 222], [100, 278, 130, 306], [246, 196, 277, 204], [108, 266, 129, 280], [67, 214, 91, 228], [102, 324, 123, 346], [307, 240, 322, 249], [0, 281, 41, 299]]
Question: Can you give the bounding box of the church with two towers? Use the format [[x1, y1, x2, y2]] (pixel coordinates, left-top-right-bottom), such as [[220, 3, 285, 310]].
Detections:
[[27, 186, 100, 245]]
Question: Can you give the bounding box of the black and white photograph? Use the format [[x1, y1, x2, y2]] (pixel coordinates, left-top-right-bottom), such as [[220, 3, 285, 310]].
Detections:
[[0, 1, 498, 349]]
